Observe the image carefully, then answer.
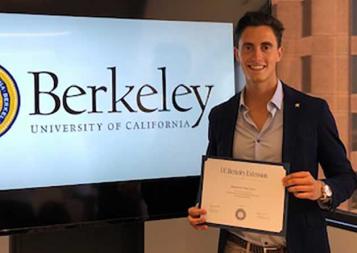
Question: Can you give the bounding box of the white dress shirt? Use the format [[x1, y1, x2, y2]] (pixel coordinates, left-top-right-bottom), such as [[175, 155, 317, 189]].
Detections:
[[229, 80, 285, 247]]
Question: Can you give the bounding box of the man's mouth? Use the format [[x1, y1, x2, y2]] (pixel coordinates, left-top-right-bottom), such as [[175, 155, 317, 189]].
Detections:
[[248, 64, 266, 71]]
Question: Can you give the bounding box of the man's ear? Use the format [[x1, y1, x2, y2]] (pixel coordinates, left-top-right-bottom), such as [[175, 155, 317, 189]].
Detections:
[[277, 46, 284, 62], [234, 47, 240, 63]]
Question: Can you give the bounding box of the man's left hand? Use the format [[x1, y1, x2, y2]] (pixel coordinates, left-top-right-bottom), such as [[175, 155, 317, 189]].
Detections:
[[282, 171, 322, 200]]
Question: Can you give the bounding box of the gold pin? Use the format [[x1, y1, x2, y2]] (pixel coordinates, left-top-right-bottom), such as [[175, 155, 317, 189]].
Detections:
[[295, 103, 300, 108]]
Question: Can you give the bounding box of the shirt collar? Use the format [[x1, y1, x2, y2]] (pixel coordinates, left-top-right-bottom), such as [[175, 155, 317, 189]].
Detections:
[[239, 80, 283, 111]]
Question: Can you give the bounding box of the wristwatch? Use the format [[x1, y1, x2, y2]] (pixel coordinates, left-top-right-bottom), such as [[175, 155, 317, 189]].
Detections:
[[320, 181, 332, 202]]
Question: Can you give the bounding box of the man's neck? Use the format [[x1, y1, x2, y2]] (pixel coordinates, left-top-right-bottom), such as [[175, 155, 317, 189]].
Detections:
[[244, 79, 278, 108]]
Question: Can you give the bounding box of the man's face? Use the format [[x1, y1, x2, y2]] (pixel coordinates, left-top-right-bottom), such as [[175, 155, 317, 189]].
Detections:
[[236, 25, 283, 85]]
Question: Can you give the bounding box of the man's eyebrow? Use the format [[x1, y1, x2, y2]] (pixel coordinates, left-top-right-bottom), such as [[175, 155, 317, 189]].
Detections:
[[241, 42, 254, 47], [241, 41, 275, 47], [261, 41, 274, 46]]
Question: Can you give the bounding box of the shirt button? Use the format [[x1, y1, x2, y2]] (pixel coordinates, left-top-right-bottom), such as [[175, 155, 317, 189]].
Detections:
[[256, 139, 260, 143]]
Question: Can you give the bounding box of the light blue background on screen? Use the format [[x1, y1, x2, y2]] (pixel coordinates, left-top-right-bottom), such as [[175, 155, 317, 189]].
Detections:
[[0, 13, 235, 190]]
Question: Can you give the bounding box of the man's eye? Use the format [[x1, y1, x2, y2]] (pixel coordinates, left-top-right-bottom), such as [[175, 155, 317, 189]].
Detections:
[[262, 45, 271, 51], [244, 45, 252, 51]]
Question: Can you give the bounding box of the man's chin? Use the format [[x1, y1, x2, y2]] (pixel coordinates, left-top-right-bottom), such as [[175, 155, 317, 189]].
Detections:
[[248, 76, 267, 84]]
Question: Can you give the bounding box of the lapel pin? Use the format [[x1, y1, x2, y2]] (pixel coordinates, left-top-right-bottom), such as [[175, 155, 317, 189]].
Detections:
[[295, 103, 300, 108]]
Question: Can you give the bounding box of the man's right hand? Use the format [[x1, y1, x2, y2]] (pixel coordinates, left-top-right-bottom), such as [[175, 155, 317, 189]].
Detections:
[[187, 207, 208, 230]]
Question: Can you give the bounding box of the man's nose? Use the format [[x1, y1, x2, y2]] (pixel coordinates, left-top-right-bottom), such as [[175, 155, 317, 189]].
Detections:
[[252, 48, 263, 60]]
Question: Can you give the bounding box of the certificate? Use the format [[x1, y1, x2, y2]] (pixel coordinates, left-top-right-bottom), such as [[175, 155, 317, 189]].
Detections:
[[199, 156, 289, 235]]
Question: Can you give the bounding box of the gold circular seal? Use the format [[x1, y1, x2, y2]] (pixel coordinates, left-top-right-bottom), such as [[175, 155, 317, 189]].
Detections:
[[0, 65, 20, 137]]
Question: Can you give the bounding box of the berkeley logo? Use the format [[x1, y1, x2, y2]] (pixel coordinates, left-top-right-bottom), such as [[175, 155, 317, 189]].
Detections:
[[0, 65, 20, 137], [28, 67, 213, 128]]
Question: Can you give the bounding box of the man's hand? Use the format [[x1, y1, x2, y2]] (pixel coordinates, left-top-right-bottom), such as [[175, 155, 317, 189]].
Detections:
[[282, 171, 323, 200], [187, 207, 208, 230]]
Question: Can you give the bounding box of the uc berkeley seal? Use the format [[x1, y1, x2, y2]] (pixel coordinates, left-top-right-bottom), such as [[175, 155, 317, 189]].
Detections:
[[0, 65, 20, 137]]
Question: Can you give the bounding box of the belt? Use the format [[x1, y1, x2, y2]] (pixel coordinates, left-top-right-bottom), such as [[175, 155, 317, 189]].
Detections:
[[227, 233, 287, 253]]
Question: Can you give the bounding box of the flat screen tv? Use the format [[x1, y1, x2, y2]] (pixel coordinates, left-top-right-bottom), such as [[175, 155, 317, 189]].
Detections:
[[0, 0, 270, 234]]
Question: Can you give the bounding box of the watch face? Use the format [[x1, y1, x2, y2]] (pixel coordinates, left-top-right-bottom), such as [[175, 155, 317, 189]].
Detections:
[[324, 184, 332, 197]]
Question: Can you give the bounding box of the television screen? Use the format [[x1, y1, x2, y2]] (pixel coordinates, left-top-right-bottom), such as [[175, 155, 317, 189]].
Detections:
[[0, 13, 234, 190], [0, 0, 270, 234]]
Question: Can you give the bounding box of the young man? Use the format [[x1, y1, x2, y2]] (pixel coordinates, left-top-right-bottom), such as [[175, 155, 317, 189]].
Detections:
[[188, 12, 357, 253]]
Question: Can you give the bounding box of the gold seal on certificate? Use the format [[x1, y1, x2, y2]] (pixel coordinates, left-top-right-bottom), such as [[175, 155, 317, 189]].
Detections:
[[199, 156, 289, 235]]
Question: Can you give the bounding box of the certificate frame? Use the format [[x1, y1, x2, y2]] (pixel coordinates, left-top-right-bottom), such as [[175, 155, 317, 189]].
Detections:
[[198, 156, 289, 236]]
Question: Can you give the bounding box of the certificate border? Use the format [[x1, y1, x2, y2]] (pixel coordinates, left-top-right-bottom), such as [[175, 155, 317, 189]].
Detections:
[[198, 155, 289, 237]]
